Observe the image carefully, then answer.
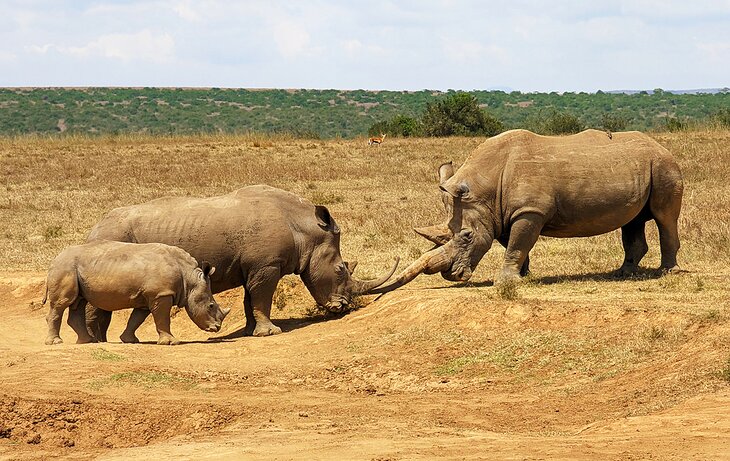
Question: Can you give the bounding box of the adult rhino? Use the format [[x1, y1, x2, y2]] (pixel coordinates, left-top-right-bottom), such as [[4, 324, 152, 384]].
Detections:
[[372, 129, 683, 292], [86, 185, 398, 338]]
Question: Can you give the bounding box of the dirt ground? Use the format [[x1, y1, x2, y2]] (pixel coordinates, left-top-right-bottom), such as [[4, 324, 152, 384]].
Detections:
[[1, 268, 728, 461]]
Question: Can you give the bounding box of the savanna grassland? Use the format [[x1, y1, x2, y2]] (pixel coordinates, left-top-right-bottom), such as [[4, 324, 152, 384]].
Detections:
[[0, 130, 729, 460]]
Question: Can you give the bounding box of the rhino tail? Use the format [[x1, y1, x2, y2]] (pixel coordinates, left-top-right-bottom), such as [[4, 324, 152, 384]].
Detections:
[[42, 283, 48, 305]]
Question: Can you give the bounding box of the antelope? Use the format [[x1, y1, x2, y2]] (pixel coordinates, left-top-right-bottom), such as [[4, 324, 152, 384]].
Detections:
[[368, 133, 387, 146]]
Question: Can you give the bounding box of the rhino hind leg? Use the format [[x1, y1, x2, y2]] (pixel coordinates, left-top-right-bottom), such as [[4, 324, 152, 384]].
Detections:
[[654, 215, 681, 272], [86, 305, 112, 342], [45, 305, 65, 345], [67, 298, 96, 344], [618, 217, 649, 276], [120, 308, 151, 343]]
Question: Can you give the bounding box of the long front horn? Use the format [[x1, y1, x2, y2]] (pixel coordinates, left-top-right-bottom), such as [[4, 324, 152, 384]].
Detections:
[[364, 245, 452, 295], [352, 257, 400, 294]]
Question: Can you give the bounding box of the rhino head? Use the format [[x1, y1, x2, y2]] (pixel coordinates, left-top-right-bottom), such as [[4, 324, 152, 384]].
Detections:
[[184, 262, 230, 332], [300, 205, 399, 311], [368, 162, 495, 294]]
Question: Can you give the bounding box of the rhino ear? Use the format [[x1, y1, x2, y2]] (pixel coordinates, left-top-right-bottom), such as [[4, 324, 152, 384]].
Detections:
[[438, 162, 455, 184], [200, 261, 215, 278], [414, 225, 452, 245], [315, 205, 340, 234]]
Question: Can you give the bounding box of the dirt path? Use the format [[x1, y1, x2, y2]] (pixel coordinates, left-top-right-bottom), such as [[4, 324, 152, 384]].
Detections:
[[1, 272, 729, 460]]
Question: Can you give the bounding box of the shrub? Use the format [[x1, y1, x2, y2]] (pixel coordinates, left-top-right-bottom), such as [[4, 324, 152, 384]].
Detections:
[[421, 92, 503, 137], [531, 109, 584, 135], [711, 108, 730, 128], [665, 117, 686, 132], [368, 115, 422, 137], [601, 113, 629, 132]]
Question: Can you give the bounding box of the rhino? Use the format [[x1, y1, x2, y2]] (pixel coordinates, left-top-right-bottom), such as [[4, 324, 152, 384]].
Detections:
[[372, 129, 684, 292], [86, 185, 398, 339], [43, 240, 228, 346]]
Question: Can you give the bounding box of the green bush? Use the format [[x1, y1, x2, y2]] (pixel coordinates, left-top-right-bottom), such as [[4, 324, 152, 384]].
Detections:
[[529, 109, 583, 135], [601, 113, 629, 132], [665, 117, 686, 132], [368, 115, 422, 137], [421, 92, 503, 137], [712, 108, 730, 128]]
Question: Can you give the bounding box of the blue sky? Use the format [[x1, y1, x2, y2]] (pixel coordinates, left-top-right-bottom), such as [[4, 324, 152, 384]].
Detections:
[[1, 0, 729, 91]]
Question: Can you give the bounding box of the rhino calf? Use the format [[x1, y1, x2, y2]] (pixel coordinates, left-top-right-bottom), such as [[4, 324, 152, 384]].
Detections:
[[43, 240, 229, 346]]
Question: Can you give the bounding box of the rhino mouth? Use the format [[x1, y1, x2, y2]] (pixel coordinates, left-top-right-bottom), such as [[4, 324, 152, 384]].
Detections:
[[205, 324, 222, 333]]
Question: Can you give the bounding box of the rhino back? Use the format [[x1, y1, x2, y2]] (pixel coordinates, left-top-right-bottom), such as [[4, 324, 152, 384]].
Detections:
[[89, 185, 318, 293], [69, 241, 184, 310]]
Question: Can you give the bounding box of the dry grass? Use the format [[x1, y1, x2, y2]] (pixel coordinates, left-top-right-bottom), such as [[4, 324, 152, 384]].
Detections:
[[2, 130, 728, 277]]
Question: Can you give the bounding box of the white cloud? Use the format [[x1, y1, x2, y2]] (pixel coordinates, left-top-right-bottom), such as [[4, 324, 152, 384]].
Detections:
[[37, 30, 176, 63], [272, 20, 313, 58], [173, 1, 201, 22]]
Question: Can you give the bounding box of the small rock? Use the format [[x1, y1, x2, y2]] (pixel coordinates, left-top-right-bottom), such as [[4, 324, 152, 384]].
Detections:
[[298, 412, 308, 418], [27, 433, 41, 444]]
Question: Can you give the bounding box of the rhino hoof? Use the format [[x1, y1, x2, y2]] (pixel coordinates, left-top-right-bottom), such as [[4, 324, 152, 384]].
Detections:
[[120, 333, 140, 344], [45, 336, 63, 345], [253, 324, 282, 337], [157, 337, 180, 346]]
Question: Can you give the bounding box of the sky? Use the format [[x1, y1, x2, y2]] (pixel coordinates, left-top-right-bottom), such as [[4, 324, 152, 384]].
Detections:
[[1, 0, 729, 92]]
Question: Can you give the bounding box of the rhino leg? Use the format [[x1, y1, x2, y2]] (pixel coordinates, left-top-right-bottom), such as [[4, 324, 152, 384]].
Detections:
[[45, 270, 78, 345], [499, 213, 544, 284], [45, 304, 65, 345], [618, 217, 649, 276], [244, 266, 283, 337], [67, 298, 96, 344], [651, 205, 682, 273], [149, 296, 179, 345], [120, 308, 151, 343], [498, 235, 530, 277], [85, 305, 111, 342]]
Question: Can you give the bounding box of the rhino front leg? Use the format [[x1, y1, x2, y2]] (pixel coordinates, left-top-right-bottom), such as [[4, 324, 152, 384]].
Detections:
[[498, 235, 530, 277], [149, 296, 179, 345], [246, 266, 283, 337], [499, 213, 544, 284], [120, 308, 151, 343]]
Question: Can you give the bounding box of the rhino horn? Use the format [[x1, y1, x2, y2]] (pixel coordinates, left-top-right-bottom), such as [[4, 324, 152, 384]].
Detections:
[[364, 245, 452, 295], [352, 257, 401, 294], [414, 225, 452, 246]]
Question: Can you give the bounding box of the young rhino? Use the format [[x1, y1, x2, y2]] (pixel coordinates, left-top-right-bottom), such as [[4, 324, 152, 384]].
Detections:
[[43, 240, 229, 346]]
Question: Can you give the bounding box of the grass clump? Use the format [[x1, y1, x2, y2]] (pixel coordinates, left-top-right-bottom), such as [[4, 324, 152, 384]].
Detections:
[[90, 348, 126, 362], [88, 371, 196, 390], [495, 279, 520, 300]]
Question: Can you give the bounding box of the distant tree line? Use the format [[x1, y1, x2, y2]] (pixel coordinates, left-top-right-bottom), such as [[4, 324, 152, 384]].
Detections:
[[0, 87, 728, 138], [368, 90, 730, 138]]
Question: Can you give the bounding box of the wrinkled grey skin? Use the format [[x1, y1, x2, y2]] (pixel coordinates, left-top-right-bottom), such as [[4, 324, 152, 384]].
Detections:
[[86, 185, 397, 339], [43, 240, 227, 346], [372, 129, 683, 293]]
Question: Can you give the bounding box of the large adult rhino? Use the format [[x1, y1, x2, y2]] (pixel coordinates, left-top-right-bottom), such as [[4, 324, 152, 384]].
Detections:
[[372, 129, 683, 292], [86, 185, 398, 338]]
